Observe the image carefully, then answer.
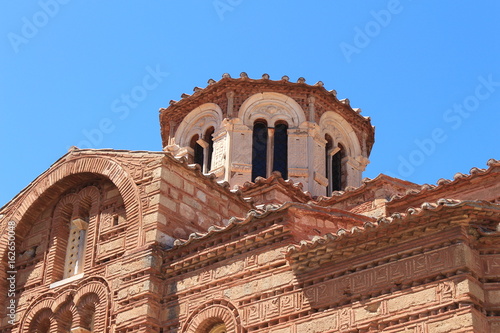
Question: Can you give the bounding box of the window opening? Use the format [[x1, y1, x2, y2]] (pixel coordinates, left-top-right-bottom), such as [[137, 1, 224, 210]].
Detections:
[[204, 127, 215, 173], [63, 217, 88, 278], [325, 135, 344, 194], [273, 122, 288, 179], [190, 134, 204, 166], [252, 121, 268, 181]]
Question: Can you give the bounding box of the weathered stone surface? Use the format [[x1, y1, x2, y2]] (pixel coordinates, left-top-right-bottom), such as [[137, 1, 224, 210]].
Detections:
[[1, 75, 498, 333]]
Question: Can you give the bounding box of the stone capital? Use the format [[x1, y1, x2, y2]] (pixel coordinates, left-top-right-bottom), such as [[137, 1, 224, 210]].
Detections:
[[72, 218, 88, 231], [346, 155, 370, 171]]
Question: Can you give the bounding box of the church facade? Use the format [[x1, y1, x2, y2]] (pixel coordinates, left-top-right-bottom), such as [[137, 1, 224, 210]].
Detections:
[[1, 73, 499, 332]]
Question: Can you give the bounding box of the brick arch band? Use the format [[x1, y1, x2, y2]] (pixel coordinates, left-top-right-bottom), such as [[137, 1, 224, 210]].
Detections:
[[48, 185, 101, 283], [0, 154, 144, 247], [183, 300, 243, 333], [20, 277, 110, 333], [0, 154, 143, 318], [73, 280, 110, 331]]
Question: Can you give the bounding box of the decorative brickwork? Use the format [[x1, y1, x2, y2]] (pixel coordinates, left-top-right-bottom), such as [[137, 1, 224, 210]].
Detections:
[[162, 74, 374, 195], [183, 300, 241, 333], [1, 75, 498, 332]]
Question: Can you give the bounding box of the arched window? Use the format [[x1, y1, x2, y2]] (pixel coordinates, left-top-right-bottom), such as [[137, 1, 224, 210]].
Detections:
[[53, 188, 96, 282], [190, 134, 204, 166], [78, 293, 99, 332], [252, 120, 289, 181], [325, 135, 345, 194], [204, 127, 215, 173], [63, 214, 88, 279], [273, 122, 288, 179], [252, 120, 268, 181], [190, 128, 215, 173], [333, 144, 345, 191], [325, 134, 333, 195]]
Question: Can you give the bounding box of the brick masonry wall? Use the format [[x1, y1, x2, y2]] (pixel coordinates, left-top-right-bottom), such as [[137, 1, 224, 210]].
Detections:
[[153, 160, 251, 243], [159, 201, 500, 333]]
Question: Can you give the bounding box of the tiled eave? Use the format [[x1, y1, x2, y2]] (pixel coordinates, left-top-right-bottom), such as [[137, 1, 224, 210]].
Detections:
[[163, 203, 288, 275], [387, 158, 499, 209], [0, 148, 166, 213], [163, 202, 374, 275], [312, 173, 420, 206], [286, 200, 500, 269], [233, 171, 313, 204], [159, 73, 374, 152]]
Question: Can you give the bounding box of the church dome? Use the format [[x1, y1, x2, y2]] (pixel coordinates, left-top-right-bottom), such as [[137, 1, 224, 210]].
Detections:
[[160, 73, 374, 196]]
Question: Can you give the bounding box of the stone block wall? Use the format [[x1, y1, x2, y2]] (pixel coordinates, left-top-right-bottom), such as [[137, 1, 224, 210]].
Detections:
[[152, 160, 251, 245], [159, 201, 500, 333]]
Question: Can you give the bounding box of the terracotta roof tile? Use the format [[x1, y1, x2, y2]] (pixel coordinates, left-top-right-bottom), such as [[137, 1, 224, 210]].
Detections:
[[169, 202, 373, 249], [388, 158, 499, 203], [232, 171, 312, 203], [159, 73, 375, 151], [286, 199, 500, 256], [312, 174, 420, 206], [171, 203, 285, 248]]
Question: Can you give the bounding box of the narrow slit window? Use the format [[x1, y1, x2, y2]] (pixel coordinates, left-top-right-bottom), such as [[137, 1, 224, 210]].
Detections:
[[204, 127, 215, 173], [252, 121, 268, 181], [325, 135, 344, 194], [63, 217, 88, 278], [190, 134, 204, 166], [325, 135, 333, 195], [273, 123, 288, 179], [331, 147, 342, 191]]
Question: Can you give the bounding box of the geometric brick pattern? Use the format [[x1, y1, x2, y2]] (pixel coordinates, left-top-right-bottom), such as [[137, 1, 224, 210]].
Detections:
[[1, 74, 499, 333], [183, 300, 241, 333]]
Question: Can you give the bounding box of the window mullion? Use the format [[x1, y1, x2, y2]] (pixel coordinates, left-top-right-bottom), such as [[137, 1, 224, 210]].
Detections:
[[267, 127, 275, 177]]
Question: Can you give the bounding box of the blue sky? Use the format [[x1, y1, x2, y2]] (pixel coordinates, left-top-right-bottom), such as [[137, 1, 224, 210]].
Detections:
[[1, 1, 499, 206]]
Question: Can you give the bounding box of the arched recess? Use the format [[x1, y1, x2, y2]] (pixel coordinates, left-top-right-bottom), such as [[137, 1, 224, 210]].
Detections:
[[1, 154, 142, 237], [238, 92, 306, 128], [47, 186, 101, 283], [27, 308, 54, 333], [21, 297, 56, 333], [53, 300, 75, 332], [51, 289, 77, 315], [0, 154, 143, 315], [75, 186, 100, 274], [319, 111, 362, 159], [20, 277, 111, 333], [73, 279, 111, 332], [182, 300, 242, 333], [174, 103, 223, 147], [319, 111, 366, 191], [49, 193, 78, 282]]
